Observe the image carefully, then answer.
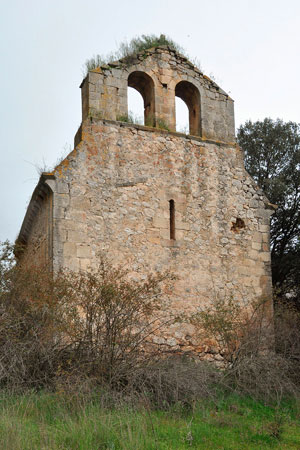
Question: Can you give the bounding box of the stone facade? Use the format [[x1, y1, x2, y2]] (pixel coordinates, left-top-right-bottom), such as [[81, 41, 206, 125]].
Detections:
[[79, 46, 235, 142], [17, 46, 274, 358]]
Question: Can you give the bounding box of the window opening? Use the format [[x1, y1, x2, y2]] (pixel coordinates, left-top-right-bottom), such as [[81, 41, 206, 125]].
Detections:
[[169, 200, 176, 240], [127, 87, 144, 125], [175, 96, 189, 134], [175, 81, 201, 137], [128, 71, 155, 127]]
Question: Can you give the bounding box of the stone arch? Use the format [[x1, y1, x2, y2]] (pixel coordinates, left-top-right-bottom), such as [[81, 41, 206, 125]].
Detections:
[[128, 71, 155, 126], [175, 81, 201, 136]]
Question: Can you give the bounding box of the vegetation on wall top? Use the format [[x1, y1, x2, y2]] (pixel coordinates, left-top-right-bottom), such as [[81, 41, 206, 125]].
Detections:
[[84, 34, 189, 75]]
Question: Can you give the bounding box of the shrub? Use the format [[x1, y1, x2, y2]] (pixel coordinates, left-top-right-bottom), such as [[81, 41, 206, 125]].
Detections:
[[0, 261, 68, 388], [191, 294, 300, 403], [127, 356, 221, 410], [274, 301, 300, 385], [56, 262, 174, 385], [0, 243, 174, 389], [191, 296, 273, 366]]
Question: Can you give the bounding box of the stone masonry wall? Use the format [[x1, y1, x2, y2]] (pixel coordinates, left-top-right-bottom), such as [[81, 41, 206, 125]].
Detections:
[[48, 119, 273, 358], [16, 46, 274, 362], [81, 47, 235, 143], [18, 189, 53, 267]]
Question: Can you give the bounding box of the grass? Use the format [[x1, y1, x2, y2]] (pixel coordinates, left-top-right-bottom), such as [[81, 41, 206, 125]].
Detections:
[[116, 111, 143, 125], [0, 391, 299, 449], [84, 34, 185, 74], [116, 112, 170, 131]]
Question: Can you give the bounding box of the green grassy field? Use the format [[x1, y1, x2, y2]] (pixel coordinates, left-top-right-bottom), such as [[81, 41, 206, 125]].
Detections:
[[0, 392, 299, 449]]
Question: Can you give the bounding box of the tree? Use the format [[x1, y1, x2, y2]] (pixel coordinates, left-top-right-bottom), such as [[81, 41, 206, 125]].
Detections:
[[237, 118, 300, 307]]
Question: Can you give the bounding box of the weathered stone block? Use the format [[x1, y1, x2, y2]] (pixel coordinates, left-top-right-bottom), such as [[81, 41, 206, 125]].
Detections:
[[152, 216, 169, 228], [67, 230, 87, 243], [76, 245, 91, 258], [252, 241, 261, 251], [56, 181, 69, 194], [53, 206, 65, 219], [63, 242, 76, 257]]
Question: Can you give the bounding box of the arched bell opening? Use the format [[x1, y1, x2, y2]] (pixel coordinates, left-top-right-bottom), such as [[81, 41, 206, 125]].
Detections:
[[175, 81, 201, 136], [127, 87, 144, 124], [175, 96, 189, 134], [128, 71, 155, 127]]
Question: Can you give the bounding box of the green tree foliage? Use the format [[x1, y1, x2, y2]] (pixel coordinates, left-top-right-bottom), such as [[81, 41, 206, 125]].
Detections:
[[237, 119, 300, 306]]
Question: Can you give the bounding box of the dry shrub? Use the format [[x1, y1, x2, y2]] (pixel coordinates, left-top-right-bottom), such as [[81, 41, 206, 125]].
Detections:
[[0, 260, 68, 389], [125, 356, 221, 409], [191, 296, 274, 366], [275, 301, 300, 361], [227, 353, 298, 404], [0, 243, 174, 390], [55, 262, 174, 385], [2, 240, 300, 405], [192, 294, 300, 403]]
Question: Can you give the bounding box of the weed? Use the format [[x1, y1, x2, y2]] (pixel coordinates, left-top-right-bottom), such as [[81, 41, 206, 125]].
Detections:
[[155, 117, 170, 131], [116, 111, 142, 125], [83, 34, 201, 76]]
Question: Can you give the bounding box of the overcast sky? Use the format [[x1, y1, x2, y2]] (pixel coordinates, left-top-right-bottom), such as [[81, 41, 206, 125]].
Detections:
[[1, 0, 299, 243]]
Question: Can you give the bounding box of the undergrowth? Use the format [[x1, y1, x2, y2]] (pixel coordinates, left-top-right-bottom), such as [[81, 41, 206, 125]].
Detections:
[[1, 242, 300, 448], [0, 390, 299, 449]]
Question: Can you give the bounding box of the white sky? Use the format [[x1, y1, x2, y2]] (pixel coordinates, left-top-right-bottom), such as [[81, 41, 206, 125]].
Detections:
[[1, 0, 300, 242]]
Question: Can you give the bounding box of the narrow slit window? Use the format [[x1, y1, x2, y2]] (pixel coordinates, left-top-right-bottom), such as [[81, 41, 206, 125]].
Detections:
[[169, 200, 175, 240]]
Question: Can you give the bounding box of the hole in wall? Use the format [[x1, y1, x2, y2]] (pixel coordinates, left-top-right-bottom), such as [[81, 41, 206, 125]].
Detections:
[[231, 218, 245, 232], [175, 97, 189, 134]]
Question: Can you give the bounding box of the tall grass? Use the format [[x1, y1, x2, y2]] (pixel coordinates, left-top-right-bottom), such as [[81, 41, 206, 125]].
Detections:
[[84, 34, 184, 74], [0, 391, 299, 449]]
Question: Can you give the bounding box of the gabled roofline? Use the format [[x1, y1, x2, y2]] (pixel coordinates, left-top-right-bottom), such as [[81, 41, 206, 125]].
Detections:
[[80, 45, 230, 97]]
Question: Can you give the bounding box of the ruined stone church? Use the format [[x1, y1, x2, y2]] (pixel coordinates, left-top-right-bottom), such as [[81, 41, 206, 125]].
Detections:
[[17, 45, 274, 354]]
